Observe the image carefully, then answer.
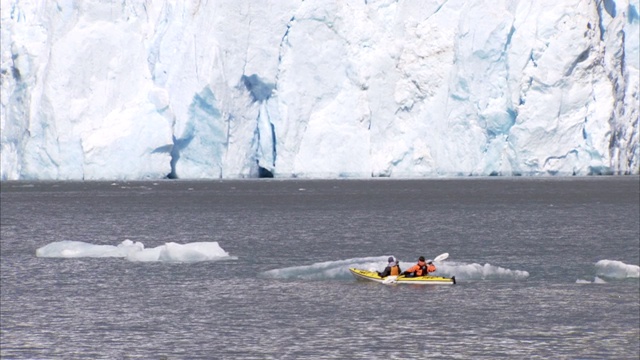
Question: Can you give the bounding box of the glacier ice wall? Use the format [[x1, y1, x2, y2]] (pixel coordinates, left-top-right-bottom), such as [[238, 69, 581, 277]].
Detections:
[[1, 0, 638, 180]]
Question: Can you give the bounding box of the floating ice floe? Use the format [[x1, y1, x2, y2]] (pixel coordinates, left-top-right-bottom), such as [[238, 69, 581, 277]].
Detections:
[[595, 260, 640, 279], [576, 277, 607, 284], [36, 239, 233, 263], [436, 262, 530, 281], [576, 259, 639, 283], [262, 256, 529, 281]]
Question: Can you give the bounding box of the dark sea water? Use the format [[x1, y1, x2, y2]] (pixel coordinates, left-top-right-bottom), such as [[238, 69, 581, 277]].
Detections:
[[1, 177, 639, 359]]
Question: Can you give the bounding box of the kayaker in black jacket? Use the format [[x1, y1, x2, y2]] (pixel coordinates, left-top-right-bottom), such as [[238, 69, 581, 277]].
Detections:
[[378, 256, 402, 278]]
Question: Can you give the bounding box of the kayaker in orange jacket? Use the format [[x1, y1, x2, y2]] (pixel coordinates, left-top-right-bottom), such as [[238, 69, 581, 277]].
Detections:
[[403, 256, 436, 277]]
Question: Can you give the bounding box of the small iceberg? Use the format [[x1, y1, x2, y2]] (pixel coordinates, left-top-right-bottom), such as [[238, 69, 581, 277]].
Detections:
[[595, 260, 639, 279], [36, 239, 233, 263]]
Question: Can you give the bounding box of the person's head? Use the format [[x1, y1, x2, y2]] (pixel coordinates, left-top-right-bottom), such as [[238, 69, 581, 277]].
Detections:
[[388, 256, 395, 263], [418, 256, 425, 262]]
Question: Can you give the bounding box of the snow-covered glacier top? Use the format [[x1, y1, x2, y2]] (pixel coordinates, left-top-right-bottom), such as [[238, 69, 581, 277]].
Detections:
[[1, 0, 638, 180]]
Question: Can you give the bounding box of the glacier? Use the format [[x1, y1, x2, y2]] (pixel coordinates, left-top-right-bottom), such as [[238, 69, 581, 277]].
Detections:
[[1, 0, 638, 180]]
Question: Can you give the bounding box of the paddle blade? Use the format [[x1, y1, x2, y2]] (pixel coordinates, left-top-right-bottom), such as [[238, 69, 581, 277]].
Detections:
[[382, 276, 398, 284], [433, 253, 449, 262]]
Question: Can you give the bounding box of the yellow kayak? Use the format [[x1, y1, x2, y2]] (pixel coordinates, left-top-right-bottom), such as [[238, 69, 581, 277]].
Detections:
[[349, 268, 456, 285]]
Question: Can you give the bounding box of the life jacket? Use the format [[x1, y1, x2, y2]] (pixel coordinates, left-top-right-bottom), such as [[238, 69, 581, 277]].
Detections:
[[390, 265, 400, 276], [417, 264, 428, 276], [411, 261, 427, 276]]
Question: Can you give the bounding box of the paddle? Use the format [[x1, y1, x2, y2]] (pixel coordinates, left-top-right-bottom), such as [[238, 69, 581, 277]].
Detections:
[[432, 252, 449, 263], [382, 252, 449, 284]]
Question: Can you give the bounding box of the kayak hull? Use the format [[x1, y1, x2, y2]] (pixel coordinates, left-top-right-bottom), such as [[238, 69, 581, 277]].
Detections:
[[349, 268, 456, 285]]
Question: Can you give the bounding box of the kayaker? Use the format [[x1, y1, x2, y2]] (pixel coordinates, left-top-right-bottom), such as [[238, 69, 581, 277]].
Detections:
[[377, 256, 402, 278], [403, 256, 436, 277]]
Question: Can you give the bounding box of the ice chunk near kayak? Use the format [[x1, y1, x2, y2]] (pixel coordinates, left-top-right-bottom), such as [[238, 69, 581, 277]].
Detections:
[[261, 256, 389, 280], [437, 261, 529, 281]]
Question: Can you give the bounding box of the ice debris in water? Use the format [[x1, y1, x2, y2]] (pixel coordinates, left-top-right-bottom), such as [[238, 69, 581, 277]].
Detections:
[[262, 257, 530, 282], [595, 260, 640, 279], [576, 277, 607, 284], [437, 262, 529, 281], [36, 239, 232, 263]]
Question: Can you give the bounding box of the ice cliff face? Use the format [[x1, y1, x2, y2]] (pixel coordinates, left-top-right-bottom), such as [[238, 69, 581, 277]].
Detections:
[[1, 0, 638, 180]]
